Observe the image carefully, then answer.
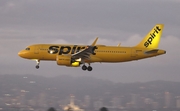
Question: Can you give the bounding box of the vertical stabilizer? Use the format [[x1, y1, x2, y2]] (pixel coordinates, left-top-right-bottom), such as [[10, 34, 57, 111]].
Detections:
[[135, 24, 164, 49]]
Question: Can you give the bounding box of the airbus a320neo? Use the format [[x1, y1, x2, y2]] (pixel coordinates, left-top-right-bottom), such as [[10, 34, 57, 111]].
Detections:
[[18, 24, 166, 71]]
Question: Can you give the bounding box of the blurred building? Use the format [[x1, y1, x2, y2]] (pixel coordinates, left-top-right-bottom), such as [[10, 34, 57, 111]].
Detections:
[[63, 96, 84, 111], [164, 92, 172, 108], [111, 96, 121, 108], [152, 102, 159, 109], [93, 99, 103, 110], [38, 92, 48, 108], [83, 95, 91, 108], [144, 98, 153, 109], [131, 94, 140, 108], [176, 96, 180, 109]]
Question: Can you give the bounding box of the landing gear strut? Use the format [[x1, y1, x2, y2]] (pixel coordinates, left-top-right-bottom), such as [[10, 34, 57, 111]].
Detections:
[[82, 64, 93, 71], [35, 60, 40, 69]]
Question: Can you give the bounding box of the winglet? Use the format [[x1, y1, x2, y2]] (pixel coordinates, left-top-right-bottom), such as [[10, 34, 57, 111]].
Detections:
[[135, 24, 164, 49], [91, 37, 98, 46], [117, 43, 121, 47]]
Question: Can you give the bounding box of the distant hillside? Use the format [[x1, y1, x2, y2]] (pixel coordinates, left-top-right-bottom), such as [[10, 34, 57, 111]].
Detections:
[[0, 74, 180, 100]]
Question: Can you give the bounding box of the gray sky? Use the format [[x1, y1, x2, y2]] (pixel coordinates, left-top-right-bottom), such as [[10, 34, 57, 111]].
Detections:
[[0, 0, 180, 83]]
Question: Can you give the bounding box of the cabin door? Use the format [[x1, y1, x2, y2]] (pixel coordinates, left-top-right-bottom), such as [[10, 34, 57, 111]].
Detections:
[[34, 46, 40, 54]]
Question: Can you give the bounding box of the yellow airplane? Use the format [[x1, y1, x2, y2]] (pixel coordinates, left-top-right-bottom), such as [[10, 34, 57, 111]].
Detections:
[[18, 24, 166, 71]]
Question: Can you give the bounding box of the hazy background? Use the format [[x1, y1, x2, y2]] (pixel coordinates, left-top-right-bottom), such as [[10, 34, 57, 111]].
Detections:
[[0, 0, 180, 83]]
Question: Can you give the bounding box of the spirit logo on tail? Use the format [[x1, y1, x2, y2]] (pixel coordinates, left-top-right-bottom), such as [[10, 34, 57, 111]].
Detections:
[[144, 26, 161, 47]]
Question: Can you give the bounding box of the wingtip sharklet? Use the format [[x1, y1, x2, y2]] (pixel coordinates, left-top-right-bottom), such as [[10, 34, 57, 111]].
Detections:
[[117, 43, 121, 47], [91, 37, 98, 46]]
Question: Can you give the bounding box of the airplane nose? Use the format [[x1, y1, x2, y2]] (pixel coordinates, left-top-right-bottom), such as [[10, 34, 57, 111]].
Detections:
[[18, 50, 26, 58], [18, 51, 23, 57]]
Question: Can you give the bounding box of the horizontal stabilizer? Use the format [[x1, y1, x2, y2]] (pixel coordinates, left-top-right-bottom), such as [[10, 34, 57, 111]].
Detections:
[[145, 49, 159, 54]]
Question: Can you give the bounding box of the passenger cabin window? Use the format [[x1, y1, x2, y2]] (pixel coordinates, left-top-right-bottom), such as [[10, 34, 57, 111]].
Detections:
[[25, 48, 30, 50]]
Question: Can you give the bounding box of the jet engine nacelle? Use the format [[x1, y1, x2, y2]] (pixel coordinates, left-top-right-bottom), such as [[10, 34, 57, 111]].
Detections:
[[56, 55, 80, 67]]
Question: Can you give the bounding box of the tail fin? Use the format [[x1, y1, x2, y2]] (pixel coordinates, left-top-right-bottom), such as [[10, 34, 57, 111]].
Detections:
[[135, 24, 164, 49]]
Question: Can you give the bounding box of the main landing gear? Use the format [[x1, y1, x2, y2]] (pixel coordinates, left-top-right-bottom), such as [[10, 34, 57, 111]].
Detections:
[[35, 60, 40, 69], [82, 64, 93, 71]]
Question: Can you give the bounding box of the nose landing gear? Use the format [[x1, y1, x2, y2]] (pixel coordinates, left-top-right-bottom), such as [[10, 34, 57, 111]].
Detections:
[[35, 60, 40, 69]]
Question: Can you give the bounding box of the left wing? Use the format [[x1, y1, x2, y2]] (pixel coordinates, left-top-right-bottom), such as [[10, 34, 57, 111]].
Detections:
[[71, 38, 98, 62], [71, 46, 96, 60]]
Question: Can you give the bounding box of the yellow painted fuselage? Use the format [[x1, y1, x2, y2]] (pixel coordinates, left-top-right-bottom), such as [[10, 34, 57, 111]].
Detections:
[[18, 24, 166, 71], [19, 44, 166, 63]]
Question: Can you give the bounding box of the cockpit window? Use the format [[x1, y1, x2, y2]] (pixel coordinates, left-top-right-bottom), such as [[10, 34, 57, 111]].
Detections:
[[25, 48, 30, 50]]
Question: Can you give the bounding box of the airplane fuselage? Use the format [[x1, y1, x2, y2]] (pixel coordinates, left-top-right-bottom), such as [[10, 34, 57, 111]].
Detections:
[[19, 44, 165, 63], [18, 24, 166, 71]]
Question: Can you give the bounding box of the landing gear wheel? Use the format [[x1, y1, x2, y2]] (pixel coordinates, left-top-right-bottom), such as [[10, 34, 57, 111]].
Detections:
[[82, 65, 87, 71], [36, 65, 39, 69], [35, 60, 40, 69], [87, 66, 92, 71]]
